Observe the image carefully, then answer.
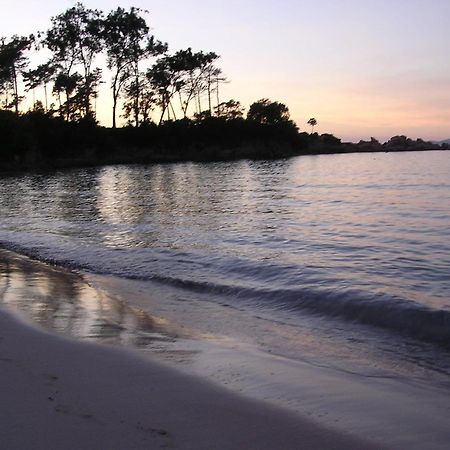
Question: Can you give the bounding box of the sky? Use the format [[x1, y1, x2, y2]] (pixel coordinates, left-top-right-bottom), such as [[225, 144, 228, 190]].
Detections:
[[1, 0, 450, 142]]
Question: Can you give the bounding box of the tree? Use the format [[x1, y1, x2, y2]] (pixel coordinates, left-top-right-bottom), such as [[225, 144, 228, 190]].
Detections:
[[170, 48, 198, 117], [204, 64, 222, 113], [146, 55, 183, 124], [122, 76, 155, 126], [23, 62, 56, 111], [44, 2, 104, 120], [214, 99, 244, 120], [152, 48, 221, 119], [180, 50, 218, 116], [307, 117, 317, 133], [212, 68, 227, 115], [0, 35, 33, 114], [247, 98, 290, 124], [102, 7, 166, 128], [52, 72, 83, 120]]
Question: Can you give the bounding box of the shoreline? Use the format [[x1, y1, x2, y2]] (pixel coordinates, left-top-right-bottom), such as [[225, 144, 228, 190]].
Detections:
[[0, 303, 377, 449], [1, 145, 448, 176], [2, 249, 450, 449], [0, 109, 448, 174]]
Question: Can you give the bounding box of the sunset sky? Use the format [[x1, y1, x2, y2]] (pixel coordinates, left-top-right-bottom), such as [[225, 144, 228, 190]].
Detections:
[[2, 0, 450, 142]]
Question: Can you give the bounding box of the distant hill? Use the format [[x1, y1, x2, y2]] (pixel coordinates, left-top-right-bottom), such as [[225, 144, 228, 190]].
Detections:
[[434, 139, 450, 145]]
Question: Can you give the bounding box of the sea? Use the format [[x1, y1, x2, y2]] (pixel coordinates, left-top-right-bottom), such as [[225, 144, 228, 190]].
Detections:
[[0, 150, 450, 447]]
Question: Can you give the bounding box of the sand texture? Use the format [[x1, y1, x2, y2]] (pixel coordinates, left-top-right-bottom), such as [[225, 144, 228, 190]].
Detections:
[[0, 309, 380, 450]]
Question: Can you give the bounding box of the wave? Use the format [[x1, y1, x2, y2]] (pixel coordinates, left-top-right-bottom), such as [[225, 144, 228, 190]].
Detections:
[[146, 273, 450, 347], [1, 232, 449, 348]]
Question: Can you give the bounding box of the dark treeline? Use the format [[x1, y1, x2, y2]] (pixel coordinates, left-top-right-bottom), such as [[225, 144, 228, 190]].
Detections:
[[0, 3, 448, 172], [1, 108, 445, 172]]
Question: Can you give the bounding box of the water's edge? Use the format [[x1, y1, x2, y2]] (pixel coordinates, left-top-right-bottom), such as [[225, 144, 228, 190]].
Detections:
[[1, 248, 450, 450]]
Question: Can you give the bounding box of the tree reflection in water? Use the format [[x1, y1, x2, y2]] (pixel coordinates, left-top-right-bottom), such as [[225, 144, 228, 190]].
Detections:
[[0, 249, 176, 349]]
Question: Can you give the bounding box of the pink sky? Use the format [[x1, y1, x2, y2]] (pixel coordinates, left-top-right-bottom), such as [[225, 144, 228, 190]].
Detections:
[[2, 0, 450, 141]]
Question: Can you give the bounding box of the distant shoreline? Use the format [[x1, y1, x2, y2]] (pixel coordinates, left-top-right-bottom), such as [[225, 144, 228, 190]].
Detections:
[[0, 110, 448, 174], [1, 142, 447, 176], [2, 142, 447, 175]]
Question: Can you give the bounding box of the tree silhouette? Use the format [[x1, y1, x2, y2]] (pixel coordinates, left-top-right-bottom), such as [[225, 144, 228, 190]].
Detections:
[[213, 68, 227, 115], [146, 55, 183, 124], [44, 3, 104, 120], [189, 51, 219, 115], [0, 1, 307, 147], [52, 72, 83, 120], [0, 35, 33, 114], [23, 63, 56, 111], [163, 48, 220, 118], [162, 49, 195, 118], [205, 65, 222, 113], [247, 98, 290, 124], [103, 7, 166, 128], [214, 99, 244, 120], [307, 117, 317, 133], [122, 76, 155, 126], [124, 35, 167, 127]]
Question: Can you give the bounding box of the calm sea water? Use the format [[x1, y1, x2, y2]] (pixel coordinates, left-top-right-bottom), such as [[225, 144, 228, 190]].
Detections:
[[0, 151, 449, 375]]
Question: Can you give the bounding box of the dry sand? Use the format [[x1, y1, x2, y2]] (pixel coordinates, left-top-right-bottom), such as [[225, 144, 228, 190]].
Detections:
[[0, 308, 381, 450]]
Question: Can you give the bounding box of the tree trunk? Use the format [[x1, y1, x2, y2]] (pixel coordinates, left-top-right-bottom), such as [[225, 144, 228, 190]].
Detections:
[[134, 63, 140, 128], [12, 66, 19, 115], [112, 78, 118, 128], [85, 81, 91, 117], [44, 84, 48, 111], [112, 101, 117, 129], [197, 90, 201, 114], [65, 90, 70, 121], [216, 78, 220, 116], [207, 73, 212, 113], [179, 92, 186, 118], [58, 93, 62, 116], [167, 95, 171, 121], [170, 100, 177, 120], [158, 101, 166, 125], [183, 91, 193, 117]]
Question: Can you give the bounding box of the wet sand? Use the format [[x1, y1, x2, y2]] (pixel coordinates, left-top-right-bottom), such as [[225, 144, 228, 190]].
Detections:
[[2, 249, 450, 449], [0, 249, 381, 449], [0, 311, 380, 450]]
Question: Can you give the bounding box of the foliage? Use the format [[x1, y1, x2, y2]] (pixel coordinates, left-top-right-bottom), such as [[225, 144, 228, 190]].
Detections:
[[44, 2, 104, 120], [0, 3, 229, 127], [145, 54, 183, 124], [0, 35, 33, 113], [103, 7, 167, 127], [144, 48, 222, 124], [122, 76, 156, 126], [215, 99, 244, 120], [0, 2, 328, 171], [247, 98, 291, 125], [307, 117, 317, 132], [23, 62, 56, 111], [102, 7, 163, 127]]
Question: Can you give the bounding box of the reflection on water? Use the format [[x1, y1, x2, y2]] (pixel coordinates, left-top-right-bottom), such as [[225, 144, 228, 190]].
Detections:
[[0, 151, 449, 359], [0, 154, 448, 307], [0, 250, 176, 348]]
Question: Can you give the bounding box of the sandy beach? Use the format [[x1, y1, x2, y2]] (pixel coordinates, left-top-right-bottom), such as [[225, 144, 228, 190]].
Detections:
[[1, 249, 450, 449], [0, 307, 380, 450], [0, 249, 384, 450]]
